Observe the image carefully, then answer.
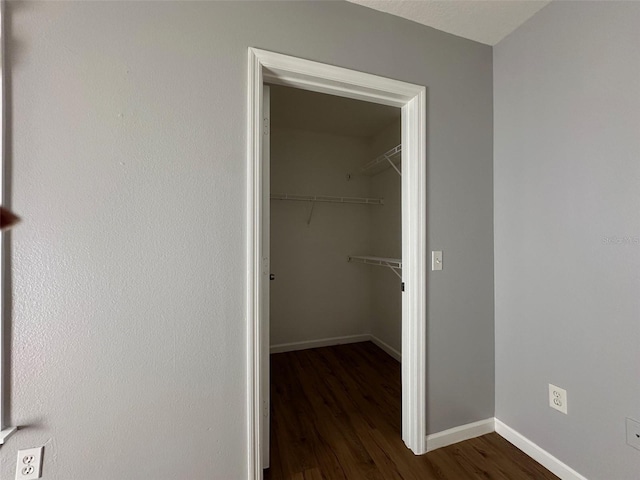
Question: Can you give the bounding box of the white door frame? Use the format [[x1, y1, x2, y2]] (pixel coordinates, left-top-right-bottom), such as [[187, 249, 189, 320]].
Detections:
[[246, 48, 427, 480]]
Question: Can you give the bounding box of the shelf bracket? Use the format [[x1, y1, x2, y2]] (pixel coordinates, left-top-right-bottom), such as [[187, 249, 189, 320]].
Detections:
[[348, 255, 402, 279], [386, 155, 402, 176], [306, 201, 315, 226], [360, 144, 402, 176], [387, 265, 402, 279]]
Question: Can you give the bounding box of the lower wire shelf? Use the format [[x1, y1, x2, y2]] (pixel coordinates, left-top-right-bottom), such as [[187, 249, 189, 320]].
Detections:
[[348, 255, 402, 279]]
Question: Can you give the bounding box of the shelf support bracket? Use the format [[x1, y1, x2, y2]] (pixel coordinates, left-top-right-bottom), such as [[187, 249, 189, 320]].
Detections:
[[306, 201, 315, 226], [386, 155, 402, 176], [387, 264, 403, 279], [348, 256, 403, 279]]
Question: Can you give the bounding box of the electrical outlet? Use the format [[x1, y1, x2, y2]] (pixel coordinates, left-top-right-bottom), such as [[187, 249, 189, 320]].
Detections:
[[626, 418, 640, 451], [549, 384, 568, 414], [15, 447, 43, 480]]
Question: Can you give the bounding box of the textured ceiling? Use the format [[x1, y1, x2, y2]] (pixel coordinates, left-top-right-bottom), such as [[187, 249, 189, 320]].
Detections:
[[346, 0, 551, 45]]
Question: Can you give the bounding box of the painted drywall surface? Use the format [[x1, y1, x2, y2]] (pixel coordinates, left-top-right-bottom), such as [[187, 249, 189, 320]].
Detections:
[[494, 2, 640, 478], [369, 120, 402, 353], [269, 84, 399, 138], [270, 128, 372, 346], [3, 1, 493, 478]]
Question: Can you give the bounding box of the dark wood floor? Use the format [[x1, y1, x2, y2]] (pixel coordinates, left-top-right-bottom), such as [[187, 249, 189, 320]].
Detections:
[[266, 342, 558, 480]]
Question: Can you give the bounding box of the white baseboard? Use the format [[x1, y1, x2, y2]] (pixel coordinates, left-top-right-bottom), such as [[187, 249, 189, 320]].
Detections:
[[426, 418, 495, 452], [270, 334, 371, 354], [273, 341, 588, 480], [272, 337, 587, 480], [270, 333, 402, 362], [495, 419, 587, 480], [369, 334, 402, 362]]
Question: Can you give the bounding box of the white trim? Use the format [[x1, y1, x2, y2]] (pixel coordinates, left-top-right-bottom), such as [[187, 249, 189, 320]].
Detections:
[[369, 335, 402, 362], [254, 48, 420, 108], [400, 77, 428, 456], [0, 0, 5, 435], [425, 418, 588, 479], [260, 85, 271, 469], [0, 426, 16, 445], [246, 47, 264, 480], [495, 419, 588, 480], [247, 48, 428, 478], [0, 0, 15, 441], [426, 418, 495, 452], [270, 334, 402, 363], [270, 335, 371, 354]]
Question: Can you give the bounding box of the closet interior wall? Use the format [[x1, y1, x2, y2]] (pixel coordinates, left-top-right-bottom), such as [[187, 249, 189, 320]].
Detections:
[[270, 127, 373, 347], [369, 119, 402, 355], [270, 88, 401, 354]]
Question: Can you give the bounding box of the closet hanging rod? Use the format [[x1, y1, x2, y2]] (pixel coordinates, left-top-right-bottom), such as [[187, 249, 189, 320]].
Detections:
[[348, 255, 402, 279], [271, 194, 384, 205], [360, 144, 402, 176]]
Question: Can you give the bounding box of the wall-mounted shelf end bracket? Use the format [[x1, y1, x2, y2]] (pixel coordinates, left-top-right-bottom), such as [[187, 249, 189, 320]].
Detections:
[[348, 255, 402, 279]]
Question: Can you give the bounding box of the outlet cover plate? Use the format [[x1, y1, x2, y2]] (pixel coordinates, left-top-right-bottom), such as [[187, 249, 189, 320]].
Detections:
[[626, 418, 640, 451], [549, 384, 568, 414], [15, 447, 43, 480]]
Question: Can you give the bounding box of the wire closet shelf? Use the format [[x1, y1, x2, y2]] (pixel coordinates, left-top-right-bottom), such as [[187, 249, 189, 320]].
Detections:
[[360, 144, 402, 176], [348, 255, 402, 279], [270, 193, 384, 205]]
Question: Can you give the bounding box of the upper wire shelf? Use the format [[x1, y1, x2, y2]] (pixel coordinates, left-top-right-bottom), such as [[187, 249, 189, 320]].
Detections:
[[360, 144, 401, 176], [271, 193, 384, 205]]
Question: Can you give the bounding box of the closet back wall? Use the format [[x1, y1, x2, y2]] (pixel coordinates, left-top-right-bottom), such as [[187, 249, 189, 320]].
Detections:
[[270, 127, 373, 347]]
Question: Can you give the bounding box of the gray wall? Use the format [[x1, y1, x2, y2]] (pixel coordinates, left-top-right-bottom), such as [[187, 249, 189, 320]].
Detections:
[[2, 1, 494, 478], [494, 2, 640, 479]]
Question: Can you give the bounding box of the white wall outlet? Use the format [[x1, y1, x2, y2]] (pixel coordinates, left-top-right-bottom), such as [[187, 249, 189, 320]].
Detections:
[[626, 417, 640, 451], [549, 384, 568, 414], [432, 251, 443, 271], [15, 447, 44, 480]]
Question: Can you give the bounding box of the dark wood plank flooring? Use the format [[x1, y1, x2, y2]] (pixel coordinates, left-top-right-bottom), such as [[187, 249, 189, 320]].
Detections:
[[266, 342, 558, 480]]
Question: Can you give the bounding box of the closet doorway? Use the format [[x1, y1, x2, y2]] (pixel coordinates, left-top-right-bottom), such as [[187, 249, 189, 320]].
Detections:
[[268, 84, 403, 478], [247, 49, 427, 480]]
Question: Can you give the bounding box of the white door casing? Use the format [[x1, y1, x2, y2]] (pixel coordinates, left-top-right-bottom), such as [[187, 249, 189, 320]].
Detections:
[[260, 85, 270, 469], [247, 48, 427, 479]]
